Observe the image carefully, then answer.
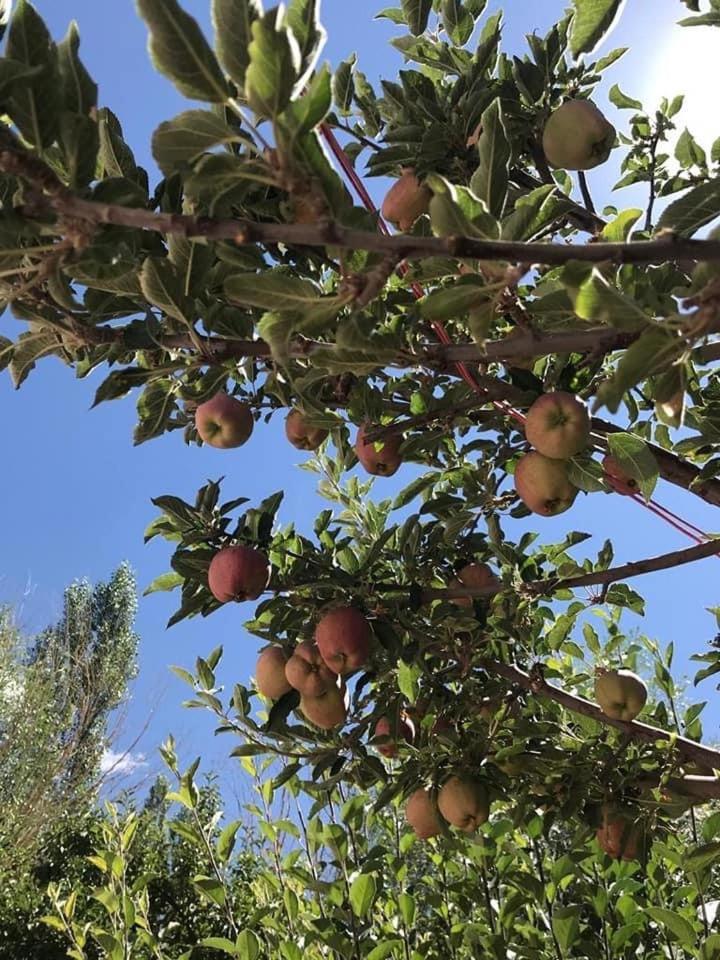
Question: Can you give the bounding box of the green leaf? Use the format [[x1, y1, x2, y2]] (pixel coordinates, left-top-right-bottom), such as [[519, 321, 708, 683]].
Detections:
[[283, 63, 332, 135], [9, 329, 61, 387], [333, 53, 356, 115], [572, 268, 647, 329], [393, 472, 437, 509], [421, 279, 494, 322], [284, 0, 326, 81], [684, 840, 720, 873], [140, 257, 195, 323], [676, 128, 706, 168], [552, 905, 581, 953], [193, 875, 227, 907], [59, 110, 99, 189], [349, 873, 377, 918], [152, 109, 242, 176], [398, 892, 416, 926], [645, 907, 697, 948], [441, 0, 474, 45], [608, 83, 642, 110], [570, 0, 625, 57], [607, 432, 659, 500], [225, 272, 322, 313], [367, 943, 403, 960], [0, 1, 10, 41], [397, 660, 421, 702], [594, 327, 680, 413], [136, 0, 228, 102], [656, 178, 720, 237], [216, 819, 242, 862], [471, 99, 510, 219], [601, 208, 642, 242], [144, 572, 184, 596], [568, 456, 606, 493], [401, 0, 432, 35], [200, 939, 239, 956], [211, 0, 261, 90], [6, 0, 60, 148], [245, 9, 299, 118], [235, 930, 260, 960], [57, 21, 97, 115]]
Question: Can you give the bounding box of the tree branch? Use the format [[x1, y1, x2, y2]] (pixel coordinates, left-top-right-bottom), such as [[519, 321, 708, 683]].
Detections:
[[478, 658, 720, 774], [2, 133, 720, 267]]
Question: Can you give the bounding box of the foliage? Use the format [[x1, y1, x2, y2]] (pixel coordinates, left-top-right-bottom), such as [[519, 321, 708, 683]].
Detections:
[[2, 0, 720, 956]]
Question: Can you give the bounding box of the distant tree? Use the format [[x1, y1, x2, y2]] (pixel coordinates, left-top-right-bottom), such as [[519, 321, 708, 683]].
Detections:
[[0, 564, 139, 877]]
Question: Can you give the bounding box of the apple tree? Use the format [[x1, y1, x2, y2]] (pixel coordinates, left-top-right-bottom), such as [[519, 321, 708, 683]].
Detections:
[[3, 0, 720, 955]]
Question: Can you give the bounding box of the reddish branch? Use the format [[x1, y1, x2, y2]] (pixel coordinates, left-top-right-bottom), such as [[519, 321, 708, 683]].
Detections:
[[478, 658, 720, 784]]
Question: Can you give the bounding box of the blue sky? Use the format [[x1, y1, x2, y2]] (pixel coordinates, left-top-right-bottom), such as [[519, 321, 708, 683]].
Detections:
[[0, 0, 717, 791]]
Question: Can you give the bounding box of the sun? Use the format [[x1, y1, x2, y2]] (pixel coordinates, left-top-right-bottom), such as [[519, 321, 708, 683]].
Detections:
[[641, 22, 717, 150]]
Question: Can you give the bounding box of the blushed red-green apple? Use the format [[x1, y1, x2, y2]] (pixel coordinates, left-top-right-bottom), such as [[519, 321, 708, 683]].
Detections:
[[373, 714, 415, 758], [542, 100, 616, 171], [449, 562, 499, 607], [405, 787, 443, 839], [255, 646, 292, 700], [300, 681, 348, 730], [285, 409, 329, 451], [381, 168, 431, 231], [524, 392, 590, 460], [355, 423, 402, 477], [596, 803, 645, 861], [602, 455, 639, 496], [315, 607, 372, 674], [195, 393, 254, 449], [595, 668, 647, 722], [514, 451, 578, 516], [208, 545, 270, 603], [285, 640, 338, 698], [437, 776, 490, 833]]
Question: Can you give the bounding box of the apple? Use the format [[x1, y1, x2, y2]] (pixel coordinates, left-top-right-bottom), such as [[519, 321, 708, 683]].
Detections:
[[195, 393, 254, 449], [355, 423, 402, 477], [514, 451, 578, 517], [255, 646, 292, 700], [594, 668, 647, 722], [285, 641, 339, 698], [381, 168, 431, 231], [208, 545, 270, 603], [596, 803, 645, 861], [602, 455, 639, 496], [450, 562, 499, 607], [524, 392, 590, 460], [300, 681, 348, 730], [437, 776, 490, 833], [542, 100, 616, 171], [405, 787, 443, 839], [285, 409, 329, 451], [315, 607, 372, 675], [373, 714, 415, 758]]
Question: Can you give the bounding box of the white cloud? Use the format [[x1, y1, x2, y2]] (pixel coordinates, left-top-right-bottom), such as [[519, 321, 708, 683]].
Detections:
[[100, 749, 148, 776]]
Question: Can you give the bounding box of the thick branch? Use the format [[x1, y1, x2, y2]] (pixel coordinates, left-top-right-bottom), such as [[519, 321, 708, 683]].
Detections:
[[1, 132, 719, 267], [479, 659, 720, 772]]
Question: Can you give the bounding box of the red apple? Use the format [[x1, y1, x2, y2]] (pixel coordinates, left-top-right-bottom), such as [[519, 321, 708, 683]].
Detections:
[[514, 451, 578, 517], [355, 423, 402, 477], [381, 168, 431, 231], [284, 640, 338, 698], [602, 455, 639, 496], [596, 803, 646, 861], [315, 607, 372, 675], [405, 787, 443, 839], [300, 681, 349, 730], [285, 409, 329, 451], [208, 545, 269, 603], [373, 714, 415, 758], [449, 562, 499, 607], [195, 393, 253, 449], [255, 646, 292, 700], [524, 392, 590, 460], [437, 776, 490, 833]]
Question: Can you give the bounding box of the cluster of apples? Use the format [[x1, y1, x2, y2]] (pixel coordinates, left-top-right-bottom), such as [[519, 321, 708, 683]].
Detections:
[[254, 607, 372, 729], [514, 391, 590, 516]]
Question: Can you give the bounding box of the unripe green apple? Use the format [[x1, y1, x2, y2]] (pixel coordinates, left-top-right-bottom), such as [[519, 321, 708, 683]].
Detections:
[[542, 100, 616, 171], [594, 668, 647, 722]]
